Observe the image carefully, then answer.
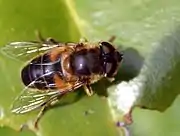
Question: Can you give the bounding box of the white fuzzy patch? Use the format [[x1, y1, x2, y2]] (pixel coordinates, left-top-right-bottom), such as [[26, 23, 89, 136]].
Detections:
[[108, 77, 143, 121]]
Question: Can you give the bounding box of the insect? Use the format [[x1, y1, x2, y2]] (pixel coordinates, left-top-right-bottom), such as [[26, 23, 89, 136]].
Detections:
[[1, 34, 123, 128]]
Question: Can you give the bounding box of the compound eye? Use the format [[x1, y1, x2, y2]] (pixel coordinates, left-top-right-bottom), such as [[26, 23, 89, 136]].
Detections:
[[105, 63, 112, 74], [115, 51, 123, 62], [100, 42, 115, 54]]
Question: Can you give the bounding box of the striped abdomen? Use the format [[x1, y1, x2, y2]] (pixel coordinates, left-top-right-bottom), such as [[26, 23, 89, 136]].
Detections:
[[21, 53, 63, 90]]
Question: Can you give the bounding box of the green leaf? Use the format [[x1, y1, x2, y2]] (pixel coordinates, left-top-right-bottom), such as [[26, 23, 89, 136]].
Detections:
[[0, 0, 119, 136], [1, 0, 180, 136], [74, 0, 180, 135], [0, 127, 35, 136]]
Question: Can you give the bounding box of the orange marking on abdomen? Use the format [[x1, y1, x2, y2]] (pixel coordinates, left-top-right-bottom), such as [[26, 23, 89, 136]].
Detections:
[[50, 46, 74, 62], [54, 74, 72, 92], [50, 47, 65, 61]]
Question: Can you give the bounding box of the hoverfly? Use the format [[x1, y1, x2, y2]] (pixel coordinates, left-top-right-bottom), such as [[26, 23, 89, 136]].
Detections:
[[1, 34, 123, 128]]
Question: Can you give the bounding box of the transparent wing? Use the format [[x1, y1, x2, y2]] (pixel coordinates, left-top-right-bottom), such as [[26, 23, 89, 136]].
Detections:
[[27, 72, 57, 89], [11, 79, 84, 114], [1, 41, 59, 62], [11, 72, 60, 114], [11, 89, 61, 114]]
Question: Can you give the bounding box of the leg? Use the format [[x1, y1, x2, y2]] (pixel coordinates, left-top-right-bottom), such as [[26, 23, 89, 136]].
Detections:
[[33, 94, 64, 129], [34, 105, 47, 129], [35, 30, 59, 44], [18, 105, 48, 130], [79, 37, 88, 43], [108, 36, 116, 43], [46, 37, 59, 44], [83, 84, 93, 96], [107, 77, 115, 82]]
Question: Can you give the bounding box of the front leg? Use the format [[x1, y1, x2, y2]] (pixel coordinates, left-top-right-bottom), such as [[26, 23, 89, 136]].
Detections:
[[83, 84, 94, 96], [108, 36, 116, 43]]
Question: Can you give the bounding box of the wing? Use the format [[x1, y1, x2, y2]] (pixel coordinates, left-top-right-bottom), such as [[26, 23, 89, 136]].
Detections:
[[11, 89, 61, 114], [11, 79, 84, 114], [1, 41, 59, 62]]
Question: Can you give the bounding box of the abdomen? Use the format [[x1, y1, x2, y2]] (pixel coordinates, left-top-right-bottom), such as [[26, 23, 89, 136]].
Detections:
[[21, 53, 63, 90]]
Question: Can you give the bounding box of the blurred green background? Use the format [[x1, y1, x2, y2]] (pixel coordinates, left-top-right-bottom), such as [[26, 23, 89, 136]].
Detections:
[[1, 0, 180, 136]]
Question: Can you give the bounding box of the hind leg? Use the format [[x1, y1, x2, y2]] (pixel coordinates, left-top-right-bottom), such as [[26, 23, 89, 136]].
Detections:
[[35, 30, 59, 44]]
